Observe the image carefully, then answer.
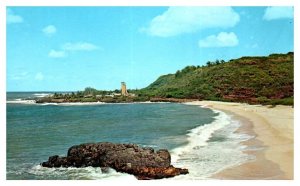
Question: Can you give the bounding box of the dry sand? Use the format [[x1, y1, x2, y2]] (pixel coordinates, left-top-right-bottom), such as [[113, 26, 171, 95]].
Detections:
[[186, 101, 294, 179]]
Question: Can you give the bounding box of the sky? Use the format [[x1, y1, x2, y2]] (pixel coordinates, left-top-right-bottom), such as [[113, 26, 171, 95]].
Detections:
[[6, 6, 294, 91]]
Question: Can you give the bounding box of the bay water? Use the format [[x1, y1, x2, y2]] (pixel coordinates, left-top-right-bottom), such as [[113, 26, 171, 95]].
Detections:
[[6, 92, 253, 180]]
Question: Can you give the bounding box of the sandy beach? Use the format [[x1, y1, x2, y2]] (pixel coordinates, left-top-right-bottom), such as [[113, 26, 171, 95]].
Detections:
[[187, 101, 294, 179]]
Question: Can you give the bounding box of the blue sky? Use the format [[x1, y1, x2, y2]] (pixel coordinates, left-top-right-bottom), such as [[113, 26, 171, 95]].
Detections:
[[7, 6, 294, 91]]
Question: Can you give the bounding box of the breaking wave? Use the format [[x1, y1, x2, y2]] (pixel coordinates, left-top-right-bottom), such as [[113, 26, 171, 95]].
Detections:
[[170, 108, 254, 179]]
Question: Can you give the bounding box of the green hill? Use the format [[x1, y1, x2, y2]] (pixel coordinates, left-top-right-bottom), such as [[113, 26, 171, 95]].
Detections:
[[139, 52, 294, 105]]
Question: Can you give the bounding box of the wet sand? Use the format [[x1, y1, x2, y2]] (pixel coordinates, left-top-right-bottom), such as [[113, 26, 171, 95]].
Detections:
[[186, 101, 294, 179]]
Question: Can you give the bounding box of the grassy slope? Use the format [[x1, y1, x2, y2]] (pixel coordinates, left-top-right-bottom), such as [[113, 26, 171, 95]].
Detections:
[[139, 52, 294, 105]]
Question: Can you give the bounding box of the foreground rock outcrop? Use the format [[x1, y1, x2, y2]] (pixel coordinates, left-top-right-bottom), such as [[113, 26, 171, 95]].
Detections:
[[41, 142, 188, 179]]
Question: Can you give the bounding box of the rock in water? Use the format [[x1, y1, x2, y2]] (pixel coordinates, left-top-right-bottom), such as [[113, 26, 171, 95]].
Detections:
[[41, 142, 188, 179]]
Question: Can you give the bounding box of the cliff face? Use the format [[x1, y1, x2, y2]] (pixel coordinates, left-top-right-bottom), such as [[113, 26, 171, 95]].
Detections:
[[140, 52, 294, 105]]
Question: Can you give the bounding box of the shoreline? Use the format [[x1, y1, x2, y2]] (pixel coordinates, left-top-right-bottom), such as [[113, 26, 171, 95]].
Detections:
[[6, 100, 173, 105], [186, 101, 294, 179], [7, 99, 294, 179]]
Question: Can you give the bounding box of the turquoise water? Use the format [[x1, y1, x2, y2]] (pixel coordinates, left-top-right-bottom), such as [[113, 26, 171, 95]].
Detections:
[[6, 92, 253, 180], [6, 92, 217, 179]]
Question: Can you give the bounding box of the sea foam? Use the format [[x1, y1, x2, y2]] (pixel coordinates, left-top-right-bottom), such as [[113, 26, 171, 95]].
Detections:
[[170, 108, 254, 179], [33, 93, 51, 97], [6, 100, 36, 104], [27, 165, 135, 180]]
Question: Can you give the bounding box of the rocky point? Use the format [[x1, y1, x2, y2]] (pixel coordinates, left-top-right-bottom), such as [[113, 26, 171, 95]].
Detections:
[[41, 142, 188, 179]]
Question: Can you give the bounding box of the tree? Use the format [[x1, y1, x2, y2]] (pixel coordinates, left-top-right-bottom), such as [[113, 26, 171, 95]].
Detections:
[[114, 89, 121, 93], [181, 66, 196, 74], [175, 70, 181, 78], [84, 87, 97, 95], [76, 91, 83, 97]]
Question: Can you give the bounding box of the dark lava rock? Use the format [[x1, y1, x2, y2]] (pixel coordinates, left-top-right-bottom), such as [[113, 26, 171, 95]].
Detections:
[[123, 165, 189, 180], [41, 142, 188, 179]]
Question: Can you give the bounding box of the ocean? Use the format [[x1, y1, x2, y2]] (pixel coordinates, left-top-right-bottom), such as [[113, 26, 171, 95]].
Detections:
[[6, 92, 253, 180]]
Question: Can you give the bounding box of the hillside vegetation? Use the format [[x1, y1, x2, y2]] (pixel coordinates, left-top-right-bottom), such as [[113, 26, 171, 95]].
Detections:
[[139, 52, 294, 105]]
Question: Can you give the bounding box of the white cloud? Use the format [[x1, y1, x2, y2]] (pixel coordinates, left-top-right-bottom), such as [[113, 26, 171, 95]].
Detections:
[[48, 50, 66, 58], [48, 42, 100, 58], [7, 8, 23, 24], [199, 32, 239, 48], [42, 25, 57, 36], [263, 6, 293, 20], [62, 42, 100, 51], [11, 72, 29, 80], [35, 72, 44, 81], [142, 7, 240, 37]]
